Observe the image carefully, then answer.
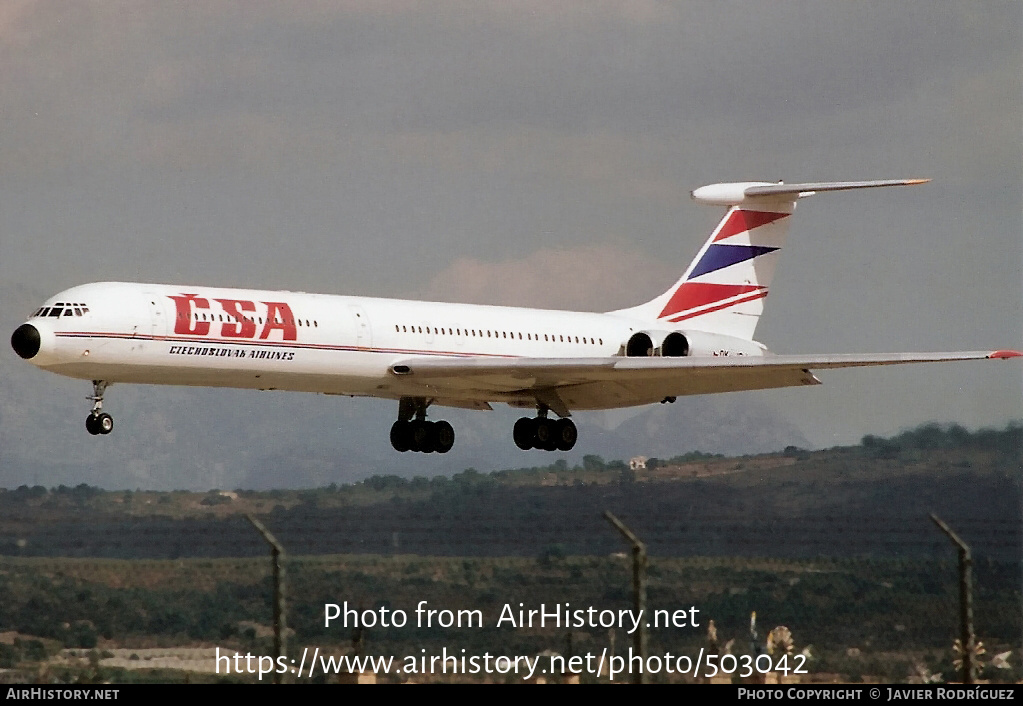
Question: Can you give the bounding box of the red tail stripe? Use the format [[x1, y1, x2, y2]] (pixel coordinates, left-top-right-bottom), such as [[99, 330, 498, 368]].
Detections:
[[665, 289, 769, 323], [658, 283, 765, 319], [713, 210, 789, 242]]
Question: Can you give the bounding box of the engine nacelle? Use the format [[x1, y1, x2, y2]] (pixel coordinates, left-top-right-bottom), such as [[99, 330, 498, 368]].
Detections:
[[625, 331, 658, 357], [660, 331, 690, 357], [623, 330, 691, 357], [623, 329, 764, 358]]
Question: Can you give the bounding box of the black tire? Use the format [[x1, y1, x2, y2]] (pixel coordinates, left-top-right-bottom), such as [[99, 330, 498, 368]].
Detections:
[[97, 413, 114, 435], [555, 418, 577, 451], [513, 417, 536, 450], [534, 418, 558, 451], [85, 414, 100, 435], [390, 421, 411, 452], [434, 421, 455, 454], [412, 420, 435, 453]]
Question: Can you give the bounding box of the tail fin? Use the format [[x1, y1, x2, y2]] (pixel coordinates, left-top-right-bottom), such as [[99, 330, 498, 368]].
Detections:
[[610, 179, 928, 340]]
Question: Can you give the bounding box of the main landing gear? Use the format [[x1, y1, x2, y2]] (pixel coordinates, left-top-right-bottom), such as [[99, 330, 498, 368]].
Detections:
[[85, 380, 114, 436], [513, 407, 577, 451], [390, 397, 454, 454], [387, 398, 577, 453]]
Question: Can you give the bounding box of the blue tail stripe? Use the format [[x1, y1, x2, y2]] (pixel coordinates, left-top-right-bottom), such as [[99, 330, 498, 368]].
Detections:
[[688, 244, 779, 280]]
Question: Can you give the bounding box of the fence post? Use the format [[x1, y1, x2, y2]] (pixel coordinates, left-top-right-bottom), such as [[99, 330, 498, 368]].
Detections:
[[930, 513, 975, 684], [604, 511, 647, 684], [246, 514, 287, 684]]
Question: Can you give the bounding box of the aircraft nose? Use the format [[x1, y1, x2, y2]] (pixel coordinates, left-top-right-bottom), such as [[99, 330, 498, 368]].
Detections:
[[11, 323, 41, 359]]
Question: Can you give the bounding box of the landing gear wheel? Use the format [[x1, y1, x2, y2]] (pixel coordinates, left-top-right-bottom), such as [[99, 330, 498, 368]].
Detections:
[[86, 413, 113, 435], [391, 399, 456, 454], [513, 417, 536, 450], [390, 421, 412, 452], [96, 413, 114, 435], [555, 418, 577, 451], [433, 421, 455, 454], [86, 381, 112, 435], [411, 420, 435, 453], [534, 418, 558, 451]]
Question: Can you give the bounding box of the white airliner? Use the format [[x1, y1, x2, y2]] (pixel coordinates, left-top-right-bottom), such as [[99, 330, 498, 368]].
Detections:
[[10, 179, 1020, 453]]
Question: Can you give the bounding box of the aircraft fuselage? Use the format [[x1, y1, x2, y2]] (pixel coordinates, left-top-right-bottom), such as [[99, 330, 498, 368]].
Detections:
[[16, 280, 717, 409]]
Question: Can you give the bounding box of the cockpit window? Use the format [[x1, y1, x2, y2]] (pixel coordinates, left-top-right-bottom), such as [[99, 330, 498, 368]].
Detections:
[[35, 302, 88, 318]]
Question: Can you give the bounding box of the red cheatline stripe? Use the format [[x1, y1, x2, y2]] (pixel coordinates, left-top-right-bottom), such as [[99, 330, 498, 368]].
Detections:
[[713, 210, 789, 242], [54, 331, 520, 359], [658, 283, 765, 319], [665, 289, 769, 323]]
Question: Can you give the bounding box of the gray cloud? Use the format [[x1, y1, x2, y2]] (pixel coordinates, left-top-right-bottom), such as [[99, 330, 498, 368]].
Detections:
[[421, 243, 679, 311]]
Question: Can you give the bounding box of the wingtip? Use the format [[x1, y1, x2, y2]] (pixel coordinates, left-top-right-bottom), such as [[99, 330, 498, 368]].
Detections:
[[905, 178, 931, 185], [988, 350, 1023, 359]]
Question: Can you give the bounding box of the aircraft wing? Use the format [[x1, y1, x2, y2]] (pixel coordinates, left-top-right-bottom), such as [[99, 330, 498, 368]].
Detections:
[[390, 350, 1021, 414]]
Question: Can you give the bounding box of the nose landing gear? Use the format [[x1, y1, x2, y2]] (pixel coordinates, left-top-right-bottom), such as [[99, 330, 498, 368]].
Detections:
[[85, 380, 114, 435]]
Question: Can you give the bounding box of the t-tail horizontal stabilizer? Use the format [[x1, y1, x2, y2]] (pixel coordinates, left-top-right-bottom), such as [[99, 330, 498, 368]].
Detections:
[[691, 179, 930, 206]]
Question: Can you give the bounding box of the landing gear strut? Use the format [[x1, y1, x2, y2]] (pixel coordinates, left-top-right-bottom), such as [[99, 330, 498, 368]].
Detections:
[[513, 405, 577, 451], [85, 380, 114, 436], [390, 397, 454, 454]]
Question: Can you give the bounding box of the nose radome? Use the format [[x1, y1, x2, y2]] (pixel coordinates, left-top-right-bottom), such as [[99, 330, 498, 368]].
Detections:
[[11, 323, 41, 359]]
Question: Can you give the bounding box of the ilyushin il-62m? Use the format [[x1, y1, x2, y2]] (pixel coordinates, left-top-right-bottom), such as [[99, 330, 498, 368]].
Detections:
[[11, 179, 1020, 453]]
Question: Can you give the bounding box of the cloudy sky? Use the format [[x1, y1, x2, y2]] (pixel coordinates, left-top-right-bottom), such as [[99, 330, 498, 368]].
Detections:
[[1, 2, 1019, 465]]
